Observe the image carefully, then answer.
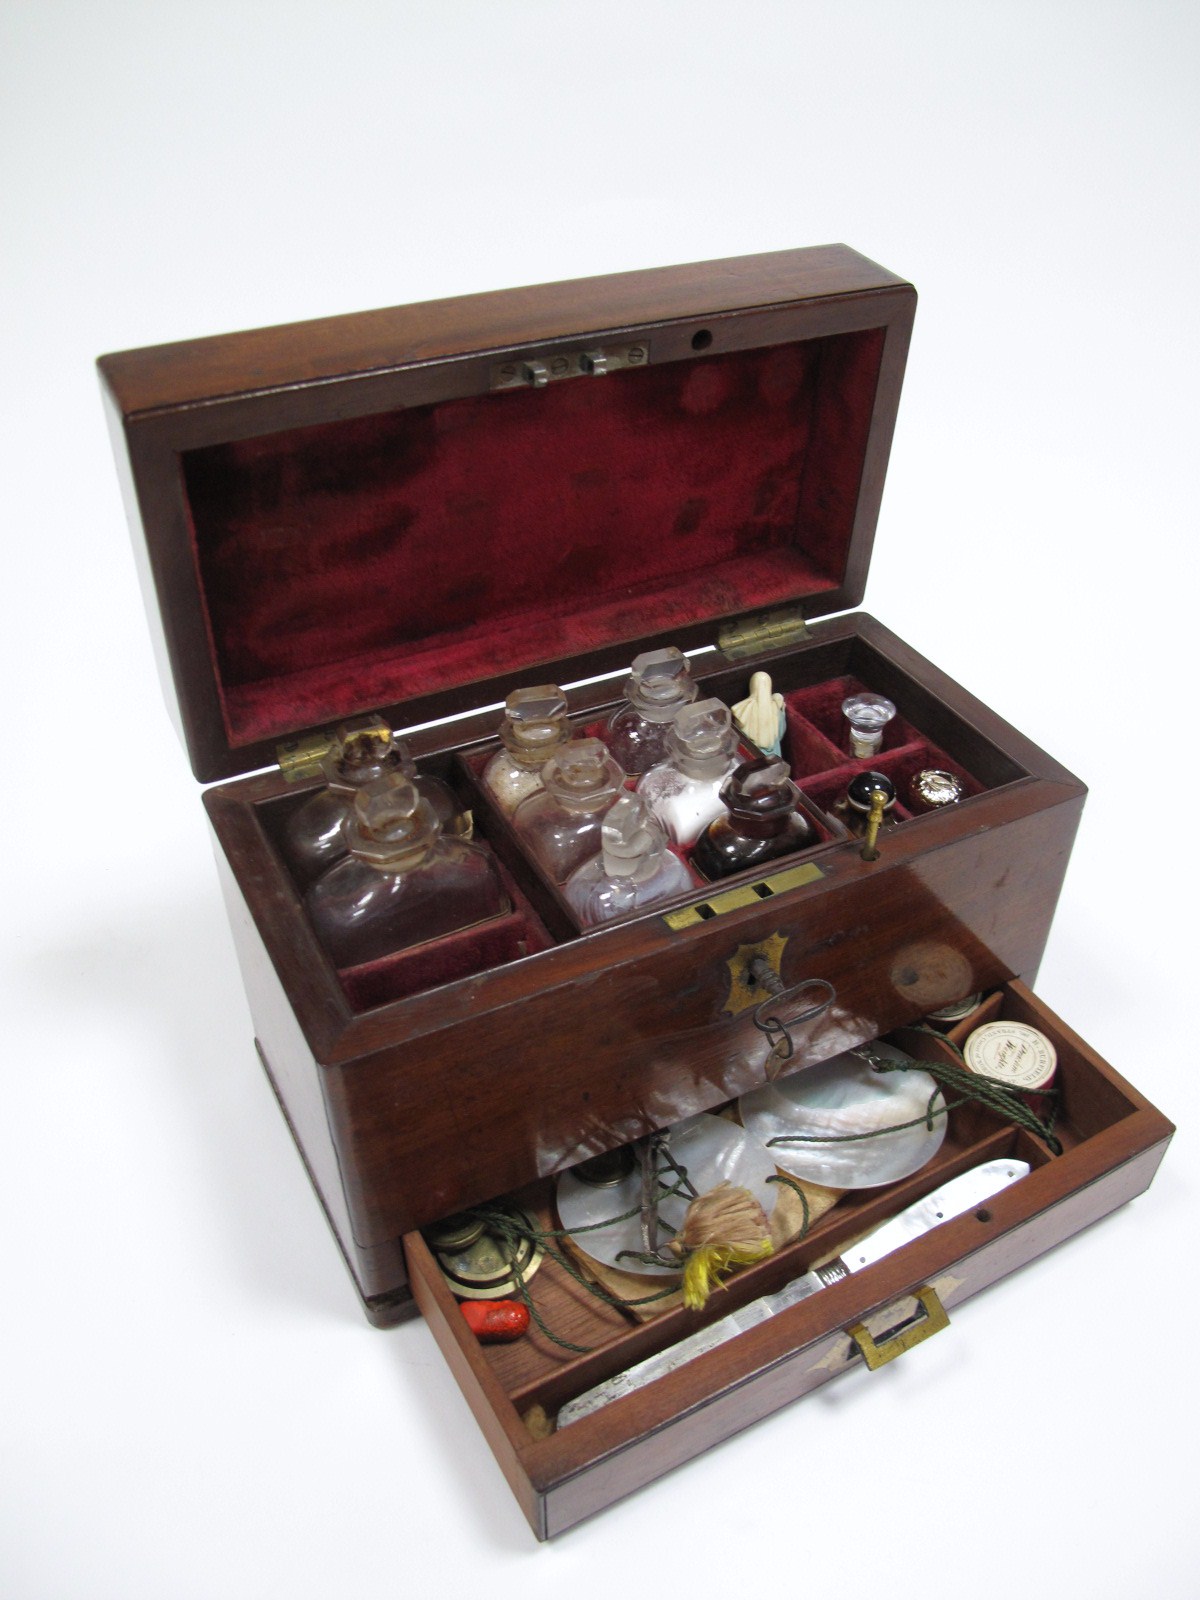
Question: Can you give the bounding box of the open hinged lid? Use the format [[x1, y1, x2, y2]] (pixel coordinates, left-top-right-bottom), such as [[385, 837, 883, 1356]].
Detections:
[[99, 245, 916, 782]]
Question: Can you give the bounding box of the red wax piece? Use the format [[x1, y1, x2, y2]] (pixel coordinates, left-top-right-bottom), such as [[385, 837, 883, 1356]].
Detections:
[[460, 1300, 531, 1342]]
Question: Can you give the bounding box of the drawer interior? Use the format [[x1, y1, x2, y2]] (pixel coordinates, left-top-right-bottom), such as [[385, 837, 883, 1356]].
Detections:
[[403, 981, 1171, 1538]]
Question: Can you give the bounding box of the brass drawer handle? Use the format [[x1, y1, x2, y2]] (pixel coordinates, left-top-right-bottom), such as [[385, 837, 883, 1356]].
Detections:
[[847, 1284, 949, 1370]]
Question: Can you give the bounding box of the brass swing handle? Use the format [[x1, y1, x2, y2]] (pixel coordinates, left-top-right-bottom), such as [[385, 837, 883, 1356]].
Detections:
[[847, 1284, 950, 1370]]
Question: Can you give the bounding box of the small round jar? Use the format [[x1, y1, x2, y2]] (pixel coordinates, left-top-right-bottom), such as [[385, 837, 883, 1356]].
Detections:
[[830, 770, 898, 839], [692, 757, 815, 882], [963, 1020, 1058, 1118], [908, 768, 965, 812]]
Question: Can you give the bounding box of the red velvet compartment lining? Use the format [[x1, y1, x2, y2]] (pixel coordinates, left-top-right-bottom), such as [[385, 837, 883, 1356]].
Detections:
[[336, 857, 553, 1012], [180, 330, 887, 748], [780, 675, 986, 815]]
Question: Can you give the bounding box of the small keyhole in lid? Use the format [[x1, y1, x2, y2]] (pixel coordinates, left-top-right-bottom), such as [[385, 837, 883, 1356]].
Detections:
[[691, 328, 713, 350]]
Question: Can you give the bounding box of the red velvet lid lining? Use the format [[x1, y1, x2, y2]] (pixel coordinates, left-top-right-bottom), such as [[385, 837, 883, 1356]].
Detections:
[[181, 328, 887, 750]]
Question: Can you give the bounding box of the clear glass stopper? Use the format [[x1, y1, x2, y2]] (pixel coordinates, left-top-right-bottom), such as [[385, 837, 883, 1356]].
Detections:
[[542, 737, 625, 807], [600, 794, 670, 880], [624, 647, 698, 720], [499, 684, 570, 756], [665, 698, 740, 777], [346, 774, 439, 866], [842, 691, 896, 758]]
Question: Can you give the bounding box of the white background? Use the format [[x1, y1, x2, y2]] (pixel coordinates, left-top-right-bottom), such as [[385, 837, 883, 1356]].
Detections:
[[3, 2, 1197, 1594]]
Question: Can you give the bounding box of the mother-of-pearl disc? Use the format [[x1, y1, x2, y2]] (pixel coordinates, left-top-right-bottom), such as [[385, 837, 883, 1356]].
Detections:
[[556, 1113, 778, 1278], [738, 1042, 946, 1188]]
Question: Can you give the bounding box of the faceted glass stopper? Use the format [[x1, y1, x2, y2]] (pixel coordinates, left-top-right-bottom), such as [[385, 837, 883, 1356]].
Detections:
[[500, 684, 570, 753], [542, 737, 625, 804], [625, 647, 698, 713], [721, 756, 799, 818], [347, 773, 439, 864], [322, 716, 409, 789], [842, 691, 896, 758], [600, 794, 669, 878], [666, 698, 739, 773]]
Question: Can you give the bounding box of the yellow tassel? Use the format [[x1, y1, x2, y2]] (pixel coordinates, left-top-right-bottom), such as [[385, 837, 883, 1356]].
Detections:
[[681, 1239, 773, 1311], [669, 1182, 775, 1311]]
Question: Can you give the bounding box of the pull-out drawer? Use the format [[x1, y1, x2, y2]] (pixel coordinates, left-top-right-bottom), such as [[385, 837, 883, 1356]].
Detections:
[[404, 981, 1172, 1540]]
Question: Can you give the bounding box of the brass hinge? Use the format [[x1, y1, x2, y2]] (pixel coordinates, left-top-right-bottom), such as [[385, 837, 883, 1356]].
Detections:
[[717, 605, 810, 661], [275, 713, 393, 782]]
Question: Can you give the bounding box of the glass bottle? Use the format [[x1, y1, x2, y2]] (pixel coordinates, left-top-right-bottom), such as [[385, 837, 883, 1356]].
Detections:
[[605, 647, 698, 774], [830, 770, 899, 839], [281, 715, 466, 888], [511, 738, 626, 883], [636, 698, 742, 847], [482, 685, 572, 815], [564, 795, 693, 926], [842, 691, 896, 759], [692, 758, 816, 881], [306, 774, 510, 967]]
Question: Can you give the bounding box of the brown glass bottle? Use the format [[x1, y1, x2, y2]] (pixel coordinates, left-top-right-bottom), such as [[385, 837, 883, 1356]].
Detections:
[[692, 758, 815, 882]]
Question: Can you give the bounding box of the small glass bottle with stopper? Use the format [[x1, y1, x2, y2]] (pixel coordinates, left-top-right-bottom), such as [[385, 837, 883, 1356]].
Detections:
[[482, 685, 572, 815], [306, 774, 510, 967], [564, 795, 693, 926], [636, 698, 742, 847], [511, 738, 625, 882], [830, 769, 899, 839], [605, 647, 698, 774], [842, 691, 896, 759], [692, 758, 816, 881], [281, 715, 466, 889]]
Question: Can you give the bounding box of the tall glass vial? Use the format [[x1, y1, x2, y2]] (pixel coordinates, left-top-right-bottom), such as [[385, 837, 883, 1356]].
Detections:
[[636, 698, 742, 846], [306, 775, 510, 967], [282, 715, 465, 888], [564, 795, 693, 926], [692, 758, 816, 881], [482, 685, 572, 815], [511, 738, 625, 882], [605, 647, 698, 774]]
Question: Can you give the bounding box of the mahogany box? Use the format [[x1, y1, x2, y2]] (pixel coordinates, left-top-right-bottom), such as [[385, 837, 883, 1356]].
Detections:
[[99, 245, 1172, 1538]]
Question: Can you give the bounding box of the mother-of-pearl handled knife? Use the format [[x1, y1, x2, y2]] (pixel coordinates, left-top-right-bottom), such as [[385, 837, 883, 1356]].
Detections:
[[557, 1157, 1029, 1426]]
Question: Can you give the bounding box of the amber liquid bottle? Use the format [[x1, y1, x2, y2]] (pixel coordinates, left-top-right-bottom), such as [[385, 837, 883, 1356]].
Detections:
[[692, 758, 815, 881]]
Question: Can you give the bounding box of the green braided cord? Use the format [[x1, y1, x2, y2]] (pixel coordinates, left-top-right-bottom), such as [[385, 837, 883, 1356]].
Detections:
[[459, 1194, 684, 1355], [766, 1170, 811, 1239], [766, 1042, 1062, 1156]]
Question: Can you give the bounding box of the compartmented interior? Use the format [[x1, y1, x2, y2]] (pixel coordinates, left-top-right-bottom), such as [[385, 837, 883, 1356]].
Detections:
[[176, 330, 887, 751], [254, 629, 1034, 1012], [407, 986, 1138, 1430]]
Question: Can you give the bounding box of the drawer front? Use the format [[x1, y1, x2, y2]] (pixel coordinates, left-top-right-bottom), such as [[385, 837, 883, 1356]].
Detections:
[[403, 982, 1172, 1539]]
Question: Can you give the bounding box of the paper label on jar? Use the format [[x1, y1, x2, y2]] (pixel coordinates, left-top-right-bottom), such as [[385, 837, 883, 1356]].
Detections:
[[964, 1022, 1057, 1090]]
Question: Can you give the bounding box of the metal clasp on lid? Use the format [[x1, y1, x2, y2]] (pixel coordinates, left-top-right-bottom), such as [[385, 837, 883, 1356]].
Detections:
[[491, 341, 649, 390]]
